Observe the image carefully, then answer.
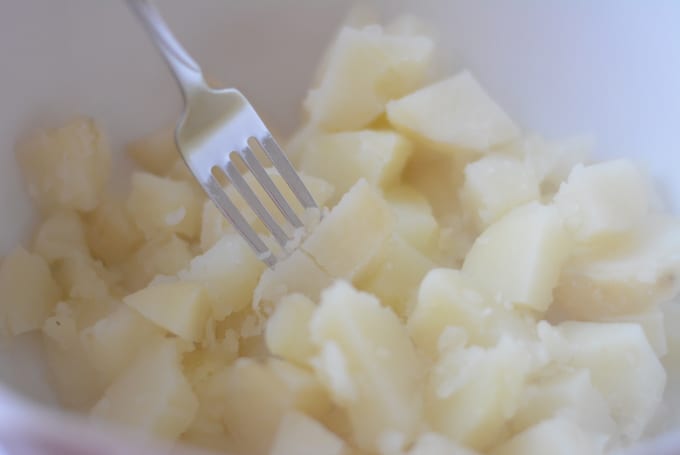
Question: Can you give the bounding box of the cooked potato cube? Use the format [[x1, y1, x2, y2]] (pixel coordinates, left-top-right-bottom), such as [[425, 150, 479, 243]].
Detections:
[[126, 127, 178, 175], [126, 171, 202, 240], [461, 154, 540, 228], [557, 321, 665, 442], [270, 411, 347, 455], [306, 26, 433, 131], [491, 418, 605, 455], [385, 185, 439, 255], [300, 130, 412, 200], [403, 154, 465, 220], [600, 309, 667, 357], [408, 433, 479, 455], [302, 180, 393, 280], [265, 293, 317, 366], [0, 247, 60, 335], [520, 134, 591, 191], [91, 338, 198, 440], [84, 197, 144, 266], [310, 281, 422, 451], [554, 160, 649, 242], [179, 234, 265, 319], [81, 304, 165, 385], [16, 117, 111, 212], [32, 211, 88, 263], [425, 338, 532, 451], [462, 203, 571, 312], [358, 235, 435, 317], [124, 281, 212, 342], [220, 358, 332, 454], [387, 72, 519, 154]]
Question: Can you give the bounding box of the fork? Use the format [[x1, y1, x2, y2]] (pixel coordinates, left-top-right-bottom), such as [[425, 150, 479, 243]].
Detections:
[[127, 0, 318, 267]]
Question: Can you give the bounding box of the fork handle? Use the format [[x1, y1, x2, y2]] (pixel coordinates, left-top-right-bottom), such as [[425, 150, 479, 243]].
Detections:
[[126, 0, 204, 97]]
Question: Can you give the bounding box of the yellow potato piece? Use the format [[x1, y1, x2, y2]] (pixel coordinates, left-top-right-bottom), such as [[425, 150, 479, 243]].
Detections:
[[126, 127, 178, 176], [270, 411, 347, 455], [32, 211, 88, 264], [384, 185, 439, 255], [491, 418, 605, 455], [84, 197, 144, 266], [265, 293, 317, 367]]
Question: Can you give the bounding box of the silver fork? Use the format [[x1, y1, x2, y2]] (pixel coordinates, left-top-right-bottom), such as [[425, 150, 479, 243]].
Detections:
[[127, 0, 317, 267]]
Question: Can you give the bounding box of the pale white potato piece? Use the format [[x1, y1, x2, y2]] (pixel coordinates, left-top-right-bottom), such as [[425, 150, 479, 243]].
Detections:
[[124, 281, 211, 342], [386, 71, 519, 154], [358, 234, 435, 317], [408, 433, 480, 455], [310, 281, 422, 452], [385, 185, 439, 255], [558, 321, 666, 442], [270, 411, 347, 455], [462, 202, 571, 312], [519, 134, 592, 191], [265, 293, 317, 366], [91, 338, 198, 440], [554, 160, 649, 242], [600, 309, 667, 357], [81, 304, 165, 386], [0, 247, 60, 335], [179, 234, 265, 320], [306, 25, 434, 131], [425, 337, 533, 451], [300, 130, 412, 200], [32, 211, 88, 263], [16, 117, 111, 212], [302, 179, 394, 281], [491, 418, 605, 455], [461, 154, 540, 228], [84, 197, 144, 266], [126, 127, 178, 176], [220, 358, 332, 455], [126, 171, 202, 240]]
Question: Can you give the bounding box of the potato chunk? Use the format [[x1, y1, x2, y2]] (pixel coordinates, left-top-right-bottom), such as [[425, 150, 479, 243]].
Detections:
[[120, 234, 193, 292], [600, 309, 667, 357], [387, 71, 519, 154], [306, 25, 433, 131], [32, 211, 88, 263], [0, 247, 60, 335], [270, 411, 347, 455], [126, 127, 178, 175], [91, 338, 198, 440], [84, 197, 144, 266], [124, 281, 212, 342], [491, 418, 605, 455], [16, 117, 111, 212], [310, 281, 422, 451], [462, 203, 571, 312], [385, 185, 439, 255], [265, 294, 317, 366], [300, 130, 412, 200]]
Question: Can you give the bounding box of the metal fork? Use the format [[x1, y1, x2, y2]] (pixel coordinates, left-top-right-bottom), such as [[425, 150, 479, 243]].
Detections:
[[127, 0, 317, 267]]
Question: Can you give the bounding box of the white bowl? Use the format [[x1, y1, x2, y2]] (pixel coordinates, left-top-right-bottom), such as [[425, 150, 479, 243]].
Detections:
[[1, 1, 679, 453]]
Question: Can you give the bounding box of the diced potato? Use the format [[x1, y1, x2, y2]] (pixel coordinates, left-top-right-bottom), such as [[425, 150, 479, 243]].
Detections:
[[462, 203, 571, 312], [126, 171, 202, 240], [124, 281, 212, 342], [600, 309, 667, 357], [126, 127, 178, 175], [179, 234, 265, 320], [386, 72, 519, 154], [510, 369, 616, 436], [84, 197, 144, 266], [302, 180, 394, 280], [554, 160, 649, 242], [265, 293, 317, 366], [408, 269, 529, 356], [491, 418, 605, 455], [81, 304, 165, 385], [91, 338, 198, 440], [385, 185, 439, 255], [220, 358, 332, 454], [402, 153, 465, 220], [310, 281, 422, 451], [357, 235, 435, 317], [120, 234, 193, 292], [408, 433, 480, 455], [16, 117, 111, 212], [557, 321, 666, 442], [519, 134, 592, 191], [553, 217, 680, 319], [306, 26, 433, 131], [300, 130, 412, 200], [461, 154, 540, 228], [0, 247, 60, 335], [425, 338, 532, 451], [270, 411, 347, 455], [32, 211, 88, 263]]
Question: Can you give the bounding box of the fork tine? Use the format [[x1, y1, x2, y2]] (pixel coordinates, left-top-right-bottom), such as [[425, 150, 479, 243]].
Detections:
[[240, 145, 304, 229], [203, 176, 276, 267], [223, 161, 291, 248], [259, 134, 318, 209]]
